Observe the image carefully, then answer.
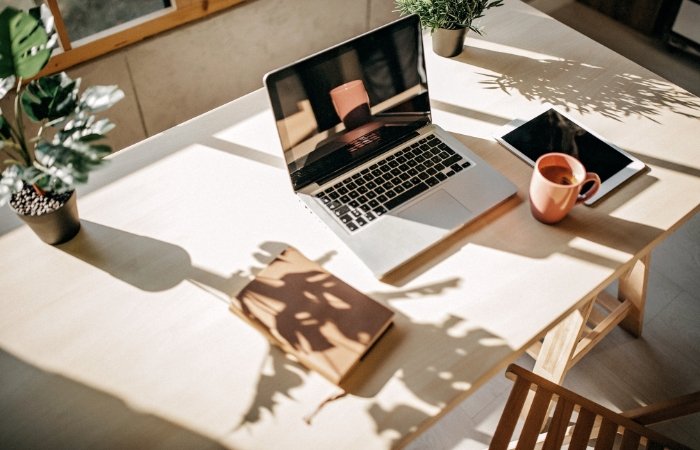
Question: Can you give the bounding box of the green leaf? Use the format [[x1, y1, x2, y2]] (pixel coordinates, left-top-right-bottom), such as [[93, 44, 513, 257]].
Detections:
[[80, 85, 125, 113], [0, 74, 14, 99], [0, 6, 51, 81], [21, 72, 79, 122], [0, 164, 25, 206], [77, 133, 105, 142], [394, 0, 503, 32]]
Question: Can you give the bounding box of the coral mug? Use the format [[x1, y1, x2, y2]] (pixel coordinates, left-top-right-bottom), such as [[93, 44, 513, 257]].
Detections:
[[529, 153, 601, 224]]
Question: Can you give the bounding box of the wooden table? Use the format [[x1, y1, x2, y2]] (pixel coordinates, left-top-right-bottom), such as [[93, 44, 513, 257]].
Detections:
[[1, 1, 698, 448]]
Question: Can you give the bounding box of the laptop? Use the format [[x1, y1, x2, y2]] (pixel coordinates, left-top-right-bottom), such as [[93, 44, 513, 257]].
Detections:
[[264, 15, 516, 277]]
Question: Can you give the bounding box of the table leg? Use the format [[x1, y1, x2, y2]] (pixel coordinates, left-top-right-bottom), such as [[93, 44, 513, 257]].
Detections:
[[521, 253, 652, 425], [532, 299, 595, 383], [523, 300, 595, 425], [618, 253, 651, 338]]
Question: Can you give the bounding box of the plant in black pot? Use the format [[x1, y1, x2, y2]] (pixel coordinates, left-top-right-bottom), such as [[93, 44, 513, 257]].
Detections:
[[395, 0, 503, 57], [0, 5, 123, 244]]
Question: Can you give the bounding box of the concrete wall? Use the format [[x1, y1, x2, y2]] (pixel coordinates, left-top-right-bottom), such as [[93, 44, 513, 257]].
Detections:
[[54, 0, 401, 151]]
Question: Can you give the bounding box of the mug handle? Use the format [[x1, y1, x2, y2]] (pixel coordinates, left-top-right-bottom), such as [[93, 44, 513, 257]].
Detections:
[[576, 172, 602, 204]]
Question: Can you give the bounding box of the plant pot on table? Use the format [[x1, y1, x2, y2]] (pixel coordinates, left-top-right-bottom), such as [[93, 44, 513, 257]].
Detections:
[[10, 188, 81, 245], [432, 27, 468, 57]]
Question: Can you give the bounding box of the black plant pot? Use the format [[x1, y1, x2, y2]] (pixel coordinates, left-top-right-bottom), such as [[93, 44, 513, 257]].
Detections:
[[432, 27, 468, 57], [14, 190, 81, 245]]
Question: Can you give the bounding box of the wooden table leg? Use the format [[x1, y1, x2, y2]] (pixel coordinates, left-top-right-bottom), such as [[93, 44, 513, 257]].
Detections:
[[520, 253, 652, 425], [522, 299, 595, 425], [532, 299, 595, 383], [618, 253, 651, 338]]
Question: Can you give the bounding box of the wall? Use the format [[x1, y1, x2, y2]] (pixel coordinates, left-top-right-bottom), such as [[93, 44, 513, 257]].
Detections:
[[36, 0, 401, 151]]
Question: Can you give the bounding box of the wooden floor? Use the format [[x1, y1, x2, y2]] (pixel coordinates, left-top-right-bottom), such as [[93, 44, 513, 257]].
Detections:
[[407, 2, 700, 448]]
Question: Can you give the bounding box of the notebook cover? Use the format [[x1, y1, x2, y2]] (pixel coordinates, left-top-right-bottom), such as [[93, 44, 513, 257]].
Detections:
[[232, 247, 394, 384]]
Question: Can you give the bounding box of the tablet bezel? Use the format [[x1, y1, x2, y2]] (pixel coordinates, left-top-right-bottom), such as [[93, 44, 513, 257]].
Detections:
[[495, 108, 646, 206]]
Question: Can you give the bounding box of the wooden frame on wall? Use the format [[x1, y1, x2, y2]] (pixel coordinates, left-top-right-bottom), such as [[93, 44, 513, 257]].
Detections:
[[40, 0, 247, 75]]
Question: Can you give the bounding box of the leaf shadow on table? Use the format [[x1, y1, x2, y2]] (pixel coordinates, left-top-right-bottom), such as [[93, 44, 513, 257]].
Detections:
[[453, 46, 700, 122], [57, 223, 515, 448], [342, 313, 515, 449], [228, 246, 500, 444], [0, 348, 227, 449]]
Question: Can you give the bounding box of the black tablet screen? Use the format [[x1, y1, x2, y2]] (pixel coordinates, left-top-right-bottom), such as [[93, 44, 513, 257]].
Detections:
[[501, 109, 632, 182]]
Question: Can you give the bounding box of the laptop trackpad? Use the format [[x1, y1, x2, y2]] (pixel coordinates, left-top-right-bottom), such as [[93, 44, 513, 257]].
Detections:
[[398, 189, 473, 230]]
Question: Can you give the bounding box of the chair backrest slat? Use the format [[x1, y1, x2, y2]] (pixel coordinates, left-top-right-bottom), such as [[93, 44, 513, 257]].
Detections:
[[494, 364, 695, 450], [569, 408, 596, 450], [516, 388, 554, 450], [593, 417, 617, 449], [490, 376, 532, 450], [542, 397, 574, 450], [620, 428, 641, 450]]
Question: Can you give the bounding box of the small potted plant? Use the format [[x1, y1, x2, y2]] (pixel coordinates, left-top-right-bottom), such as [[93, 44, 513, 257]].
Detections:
[[395, 0, 504, 57], [0, 5, 123, 244]]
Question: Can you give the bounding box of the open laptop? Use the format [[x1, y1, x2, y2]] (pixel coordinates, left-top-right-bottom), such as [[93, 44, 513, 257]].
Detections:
[[264, 15, 516, 277]]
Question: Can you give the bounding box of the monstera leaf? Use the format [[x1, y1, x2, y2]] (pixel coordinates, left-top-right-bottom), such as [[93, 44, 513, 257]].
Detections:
[[80, 85, 125, 114], [0, 6, 52, 82], [21, 72, 79, 123]]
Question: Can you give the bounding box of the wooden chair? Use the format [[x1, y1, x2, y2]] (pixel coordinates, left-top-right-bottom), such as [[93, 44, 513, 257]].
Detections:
[[490, 364, 700, 450]]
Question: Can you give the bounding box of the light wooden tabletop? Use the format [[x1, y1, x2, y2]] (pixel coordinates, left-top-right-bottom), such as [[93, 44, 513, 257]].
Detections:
[[1, 1, 699, 449]]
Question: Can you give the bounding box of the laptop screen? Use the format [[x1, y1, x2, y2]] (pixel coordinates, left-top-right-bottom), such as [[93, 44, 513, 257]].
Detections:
[[265, 15, 430, 190]]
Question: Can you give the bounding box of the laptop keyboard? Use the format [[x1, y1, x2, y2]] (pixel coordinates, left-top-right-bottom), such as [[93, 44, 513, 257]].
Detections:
[[315, 135, 472, 232]]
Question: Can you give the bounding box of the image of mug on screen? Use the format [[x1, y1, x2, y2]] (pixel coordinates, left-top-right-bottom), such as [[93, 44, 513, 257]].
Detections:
[[330, 80, 372, 131]]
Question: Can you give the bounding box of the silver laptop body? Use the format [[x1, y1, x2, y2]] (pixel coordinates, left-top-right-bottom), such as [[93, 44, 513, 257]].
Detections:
[[264, 15, 516, 277]]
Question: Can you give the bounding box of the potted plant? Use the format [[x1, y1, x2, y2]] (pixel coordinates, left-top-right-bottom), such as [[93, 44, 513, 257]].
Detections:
[[395, 0, 504, 57], [0, 5, 123, 244]]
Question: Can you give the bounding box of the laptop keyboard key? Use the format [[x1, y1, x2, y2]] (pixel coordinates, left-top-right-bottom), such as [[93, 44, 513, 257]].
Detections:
[[334, 205, 350, 216], [443, 154, 462, 167], [385, 183, 429, 211]]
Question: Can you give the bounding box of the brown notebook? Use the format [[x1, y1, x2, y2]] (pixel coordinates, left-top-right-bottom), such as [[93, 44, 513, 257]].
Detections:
[[232, 247, 394, 384]]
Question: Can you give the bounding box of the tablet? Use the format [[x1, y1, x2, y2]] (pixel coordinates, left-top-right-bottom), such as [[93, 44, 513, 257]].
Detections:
[[496, 108, 646, 205]]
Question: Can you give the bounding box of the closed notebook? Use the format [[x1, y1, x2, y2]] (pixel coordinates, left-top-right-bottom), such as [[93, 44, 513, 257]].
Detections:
[[232, 247, 394, 384]]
